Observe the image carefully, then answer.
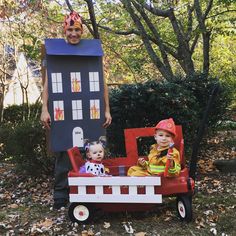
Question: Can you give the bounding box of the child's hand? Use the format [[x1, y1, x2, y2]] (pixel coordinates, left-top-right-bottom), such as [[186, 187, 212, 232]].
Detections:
[[167, 154, 174, 168], [138, 158, 147, 168]]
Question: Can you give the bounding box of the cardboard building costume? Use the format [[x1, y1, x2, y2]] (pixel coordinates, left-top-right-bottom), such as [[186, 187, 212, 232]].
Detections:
[[45, 38, 105, 152]]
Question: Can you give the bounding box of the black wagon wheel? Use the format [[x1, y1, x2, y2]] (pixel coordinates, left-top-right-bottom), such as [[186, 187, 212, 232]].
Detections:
[[176, 195, 193, 222], [68, 203, 93, 224]]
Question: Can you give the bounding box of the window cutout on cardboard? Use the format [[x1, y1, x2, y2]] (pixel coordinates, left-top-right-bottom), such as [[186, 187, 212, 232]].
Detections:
[[90, 99, 100, 119], [89, 72, 100, 92], [71, 72, 81, 93], [73, 127, 84, 148], [72, 100, 83, 120], [53, 100, 64, 121], [51, 73, 63, 93]]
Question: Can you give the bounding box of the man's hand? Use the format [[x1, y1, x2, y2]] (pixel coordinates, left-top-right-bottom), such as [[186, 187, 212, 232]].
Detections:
[[40, 110, 51, 129], [103, 111, 112, 128]]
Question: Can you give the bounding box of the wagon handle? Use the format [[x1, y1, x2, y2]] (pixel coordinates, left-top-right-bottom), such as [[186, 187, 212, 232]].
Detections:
[[189, 82, 220, 180]]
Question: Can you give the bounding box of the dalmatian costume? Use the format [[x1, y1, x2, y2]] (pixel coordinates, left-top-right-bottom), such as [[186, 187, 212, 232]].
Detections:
[[81, 160, 106, 176]]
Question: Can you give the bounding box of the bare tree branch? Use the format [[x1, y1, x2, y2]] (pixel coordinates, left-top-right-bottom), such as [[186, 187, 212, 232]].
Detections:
[[207, 9, 236, 19], [203, 0, 213, 20], [65, 0, 73, 12], [121, 0, 173, 80], [0, 68, 12, 78], [84, 0, 100, 39], [131, 0, 173, 78], [142, 2, 171, 17], [190, 33, 200, 54], [168, 9, 195, 75], [186, 4, 194, 41], [98, 24, 139, 35], [194, 0, 212, 75]]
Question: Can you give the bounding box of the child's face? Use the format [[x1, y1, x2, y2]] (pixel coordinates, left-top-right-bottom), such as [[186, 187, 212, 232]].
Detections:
[[65, 25, 82, 45], [154, 129, 173, 148], [87, 144, 104, 161]]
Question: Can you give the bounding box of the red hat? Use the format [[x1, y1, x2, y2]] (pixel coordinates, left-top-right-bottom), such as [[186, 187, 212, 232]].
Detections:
[[155, 118, 176, 137], [64, 11, 83, 33]]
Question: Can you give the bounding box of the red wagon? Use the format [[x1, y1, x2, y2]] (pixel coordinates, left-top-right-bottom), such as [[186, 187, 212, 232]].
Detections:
[[67, 125, 195, 223]]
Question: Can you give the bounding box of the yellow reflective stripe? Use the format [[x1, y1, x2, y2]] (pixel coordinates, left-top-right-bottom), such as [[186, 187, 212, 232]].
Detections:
[[149, 165, 165, 170], [147, 162, 181, 174], [148, 164, 165, 173], [168, 163, 181, 174]]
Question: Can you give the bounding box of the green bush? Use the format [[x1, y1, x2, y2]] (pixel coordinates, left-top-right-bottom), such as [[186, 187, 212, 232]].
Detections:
[[0, 123, 14, 160], [3, 102, 41, 125], [0, 103, 53, 176], [107, 74, 232, 156], [0, 119, 53, 175], [0, 74, 232, 174]]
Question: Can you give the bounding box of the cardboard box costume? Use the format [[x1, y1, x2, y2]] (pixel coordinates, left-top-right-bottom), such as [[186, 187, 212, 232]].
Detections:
[[45, 38, 105, 152]]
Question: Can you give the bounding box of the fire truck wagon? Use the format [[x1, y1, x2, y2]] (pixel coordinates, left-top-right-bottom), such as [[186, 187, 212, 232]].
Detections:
[[67, 125, 195, 223]]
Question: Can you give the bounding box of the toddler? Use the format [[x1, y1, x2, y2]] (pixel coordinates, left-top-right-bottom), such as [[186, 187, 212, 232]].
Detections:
[[127, 118, 181, 177], [80, 140, 109, 176]]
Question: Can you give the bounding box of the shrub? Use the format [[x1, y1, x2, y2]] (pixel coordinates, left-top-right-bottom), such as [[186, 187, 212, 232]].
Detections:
[[107, 74, 231, 157], [0, 73, 232, 173], [0, 119, 53, 175], [3, 102, 41, 125]]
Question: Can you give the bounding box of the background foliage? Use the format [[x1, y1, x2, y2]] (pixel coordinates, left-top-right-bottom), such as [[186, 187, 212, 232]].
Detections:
[[0, 0, 235, 175], [0, 103, 53, 176], [0, 75, 233, 175], [107, 74, 232, 156]]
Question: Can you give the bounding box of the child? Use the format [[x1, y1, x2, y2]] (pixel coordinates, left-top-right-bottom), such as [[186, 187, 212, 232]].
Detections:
[[80, 140, 109, 176], [127, 118, 181, 177]]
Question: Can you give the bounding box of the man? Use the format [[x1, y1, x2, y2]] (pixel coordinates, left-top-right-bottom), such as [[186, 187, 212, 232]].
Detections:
[[40, 11, 112, 209]]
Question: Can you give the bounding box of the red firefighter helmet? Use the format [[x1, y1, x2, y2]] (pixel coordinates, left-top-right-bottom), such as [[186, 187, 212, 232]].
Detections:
[[155, 118, 176, 137]]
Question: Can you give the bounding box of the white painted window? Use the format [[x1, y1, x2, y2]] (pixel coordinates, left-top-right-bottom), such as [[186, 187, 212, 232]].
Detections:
[[90, 99, 100, 119], [70, 72, 81, 92], [89, 72, 100, 92], [53, 100, 64, 121], [72, 100, 83, 120], [51, 73, 63, 93]]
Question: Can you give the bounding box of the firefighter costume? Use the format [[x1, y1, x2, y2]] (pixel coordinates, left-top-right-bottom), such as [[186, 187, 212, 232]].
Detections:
[[127, 118, 181, 177]]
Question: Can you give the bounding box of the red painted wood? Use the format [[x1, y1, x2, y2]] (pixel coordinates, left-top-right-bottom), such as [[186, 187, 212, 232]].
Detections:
[[67, 146, 84, 173]]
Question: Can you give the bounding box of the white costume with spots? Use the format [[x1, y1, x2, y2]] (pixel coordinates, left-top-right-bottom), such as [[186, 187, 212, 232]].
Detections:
[[84, 161, 105, 176]]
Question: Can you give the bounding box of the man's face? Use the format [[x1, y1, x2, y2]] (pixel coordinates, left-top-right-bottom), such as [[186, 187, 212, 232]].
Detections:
[[65, 25, 82, 45], [88, 144, 104, 161], [154, 129, 173, 148]]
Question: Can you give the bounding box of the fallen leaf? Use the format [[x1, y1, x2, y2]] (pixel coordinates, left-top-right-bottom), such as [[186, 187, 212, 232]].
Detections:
[[8, 203, 18, 209], [40, 218, 53, 228], [135, 232, 147, 236], [123, 222, 134, 234], [103, 222, 111, 229], [195, 217, 206, 229], [81, 230, 88, 236], [164, 216, 171, 221], [210, 228, 217, 235]]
